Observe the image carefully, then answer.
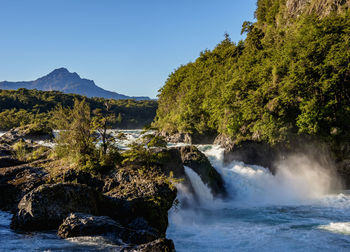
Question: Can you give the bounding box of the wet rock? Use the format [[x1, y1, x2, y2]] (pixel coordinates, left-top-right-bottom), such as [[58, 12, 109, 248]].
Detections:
[[0, 164, 46, 211], [176, 145, 226, 197], [58, 214, 160, 245], [58, 213, 124, 240], [124, 238, 175, 252], [223, 141, 278, 174], [11, 183, 105, 231]]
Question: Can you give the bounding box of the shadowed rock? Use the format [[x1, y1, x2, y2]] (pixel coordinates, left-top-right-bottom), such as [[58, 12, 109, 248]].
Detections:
[[175, 145, 226, 197], [11, 183, 104, 231], [123, 238, 175, 252], [0, 164, 46, 212]]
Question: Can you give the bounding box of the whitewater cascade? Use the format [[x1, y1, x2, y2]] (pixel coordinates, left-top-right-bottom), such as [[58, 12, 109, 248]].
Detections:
[[180, 144, 342, 206], [168, 144, 350, 252]]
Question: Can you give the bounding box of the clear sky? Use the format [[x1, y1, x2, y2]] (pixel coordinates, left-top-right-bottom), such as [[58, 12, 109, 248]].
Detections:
[[0, 0, 257, 98]]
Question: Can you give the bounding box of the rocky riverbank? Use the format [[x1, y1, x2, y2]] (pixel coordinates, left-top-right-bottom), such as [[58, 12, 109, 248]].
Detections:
[[0, 126, 226, 251]]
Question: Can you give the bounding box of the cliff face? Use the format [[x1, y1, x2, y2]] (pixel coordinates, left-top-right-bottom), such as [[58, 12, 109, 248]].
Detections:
[[286, 0, 350, 18], [256, 0, 350, 27]]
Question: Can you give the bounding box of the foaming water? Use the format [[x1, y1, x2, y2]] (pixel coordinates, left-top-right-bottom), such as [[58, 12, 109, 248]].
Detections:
[[198, 145, 341, 205], [168, 144, 350, 251], [184, 166, 213, 204], [318, 222, 350, 235]]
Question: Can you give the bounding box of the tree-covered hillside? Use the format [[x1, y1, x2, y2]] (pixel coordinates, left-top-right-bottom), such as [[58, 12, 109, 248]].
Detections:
[[154, 0, 350, 149], [0, 89, 157, 130]]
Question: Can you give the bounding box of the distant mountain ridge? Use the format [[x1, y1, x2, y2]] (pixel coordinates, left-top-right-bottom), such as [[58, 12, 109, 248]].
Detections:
[[0, 68, 150, 100]]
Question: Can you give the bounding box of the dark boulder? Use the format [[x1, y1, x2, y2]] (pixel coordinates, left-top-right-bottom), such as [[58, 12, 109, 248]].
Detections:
[[58, 214, 160, 245], [58, 213, 124, 239], [11, 183, 105, 231], [104, 168, 177, 235], [175, 145, 226, 197], [0, 164, 46, 211], [124, 238, 175, 252]]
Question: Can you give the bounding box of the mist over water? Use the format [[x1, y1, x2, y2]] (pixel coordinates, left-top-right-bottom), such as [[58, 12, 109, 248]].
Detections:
[[167, 144, 350, 252], [1, 130, 350, 251]]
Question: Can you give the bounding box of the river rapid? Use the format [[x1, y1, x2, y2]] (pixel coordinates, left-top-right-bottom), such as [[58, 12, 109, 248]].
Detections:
[[167, 145, 350, 252], [1, 130, 350, 251]]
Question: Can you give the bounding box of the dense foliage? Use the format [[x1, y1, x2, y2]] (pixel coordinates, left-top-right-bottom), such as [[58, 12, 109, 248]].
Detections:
[[154, 1, 350, 147], [52, 99, 122, 173], [0, 88, 157, 130]]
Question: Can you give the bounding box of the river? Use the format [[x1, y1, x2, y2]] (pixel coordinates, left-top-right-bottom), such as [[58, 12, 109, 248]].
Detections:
[[1, 131, 350, 251], [167, 145, 350, 251]]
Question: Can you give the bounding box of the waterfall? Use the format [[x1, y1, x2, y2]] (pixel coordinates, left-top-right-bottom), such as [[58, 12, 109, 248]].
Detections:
[[189, 145, 342, 206], [183, 166, 214, 205]]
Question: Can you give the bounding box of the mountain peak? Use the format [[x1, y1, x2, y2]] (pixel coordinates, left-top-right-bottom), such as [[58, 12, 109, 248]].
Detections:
[[0, 68, 150, 100], [46, 67, 79, 79]]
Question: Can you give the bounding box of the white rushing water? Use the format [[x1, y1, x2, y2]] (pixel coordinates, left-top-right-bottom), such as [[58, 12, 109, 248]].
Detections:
[[167, 144, 350, 252], [2, 130, 350, 251]]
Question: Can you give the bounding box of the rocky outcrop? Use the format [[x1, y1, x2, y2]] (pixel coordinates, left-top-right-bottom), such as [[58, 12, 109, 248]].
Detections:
[[286, 0, 350, 18], [176, 145, 226, 197], [11, 183, 106, 230], [49, 168, 104, 191], [213, 134, 235, 151], [104, 168, 177, 235], [158, 131, 217, 144], [124, 238, 175, 252], [158, 131, 192, 144], [58, 213, 159, 245], [58, 213, 124, 239], [0, 164, 46, 211]]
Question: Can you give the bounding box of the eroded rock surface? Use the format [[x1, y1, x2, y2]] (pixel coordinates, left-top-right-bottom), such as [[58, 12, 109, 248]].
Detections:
[[11, 183, 105, 230]]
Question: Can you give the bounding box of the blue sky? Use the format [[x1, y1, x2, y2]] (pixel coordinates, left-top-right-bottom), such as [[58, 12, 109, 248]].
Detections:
[[0, 0, 257, 98]]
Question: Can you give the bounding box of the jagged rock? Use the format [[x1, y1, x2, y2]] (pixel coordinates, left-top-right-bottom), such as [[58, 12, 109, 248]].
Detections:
[[213, 134, 235, 151], [58, 214, 160, 245], [176, 145, 226, 197], [158, 131, 217, 145], [58, 213, 124, 239], [0, 164, 46, 211], [124, 238, 175, 252], [104, 168, 177, 235], [11, 183, 106, 231], [286, 0, 350, 18], [50, 168, 104, 191], [158, 131, 192, 144]]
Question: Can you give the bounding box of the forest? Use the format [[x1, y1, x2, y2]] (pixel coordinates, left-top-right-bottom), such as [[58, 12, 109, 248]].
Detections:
[[154, 0, 350, 152], [0, 88, 157, 130]]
